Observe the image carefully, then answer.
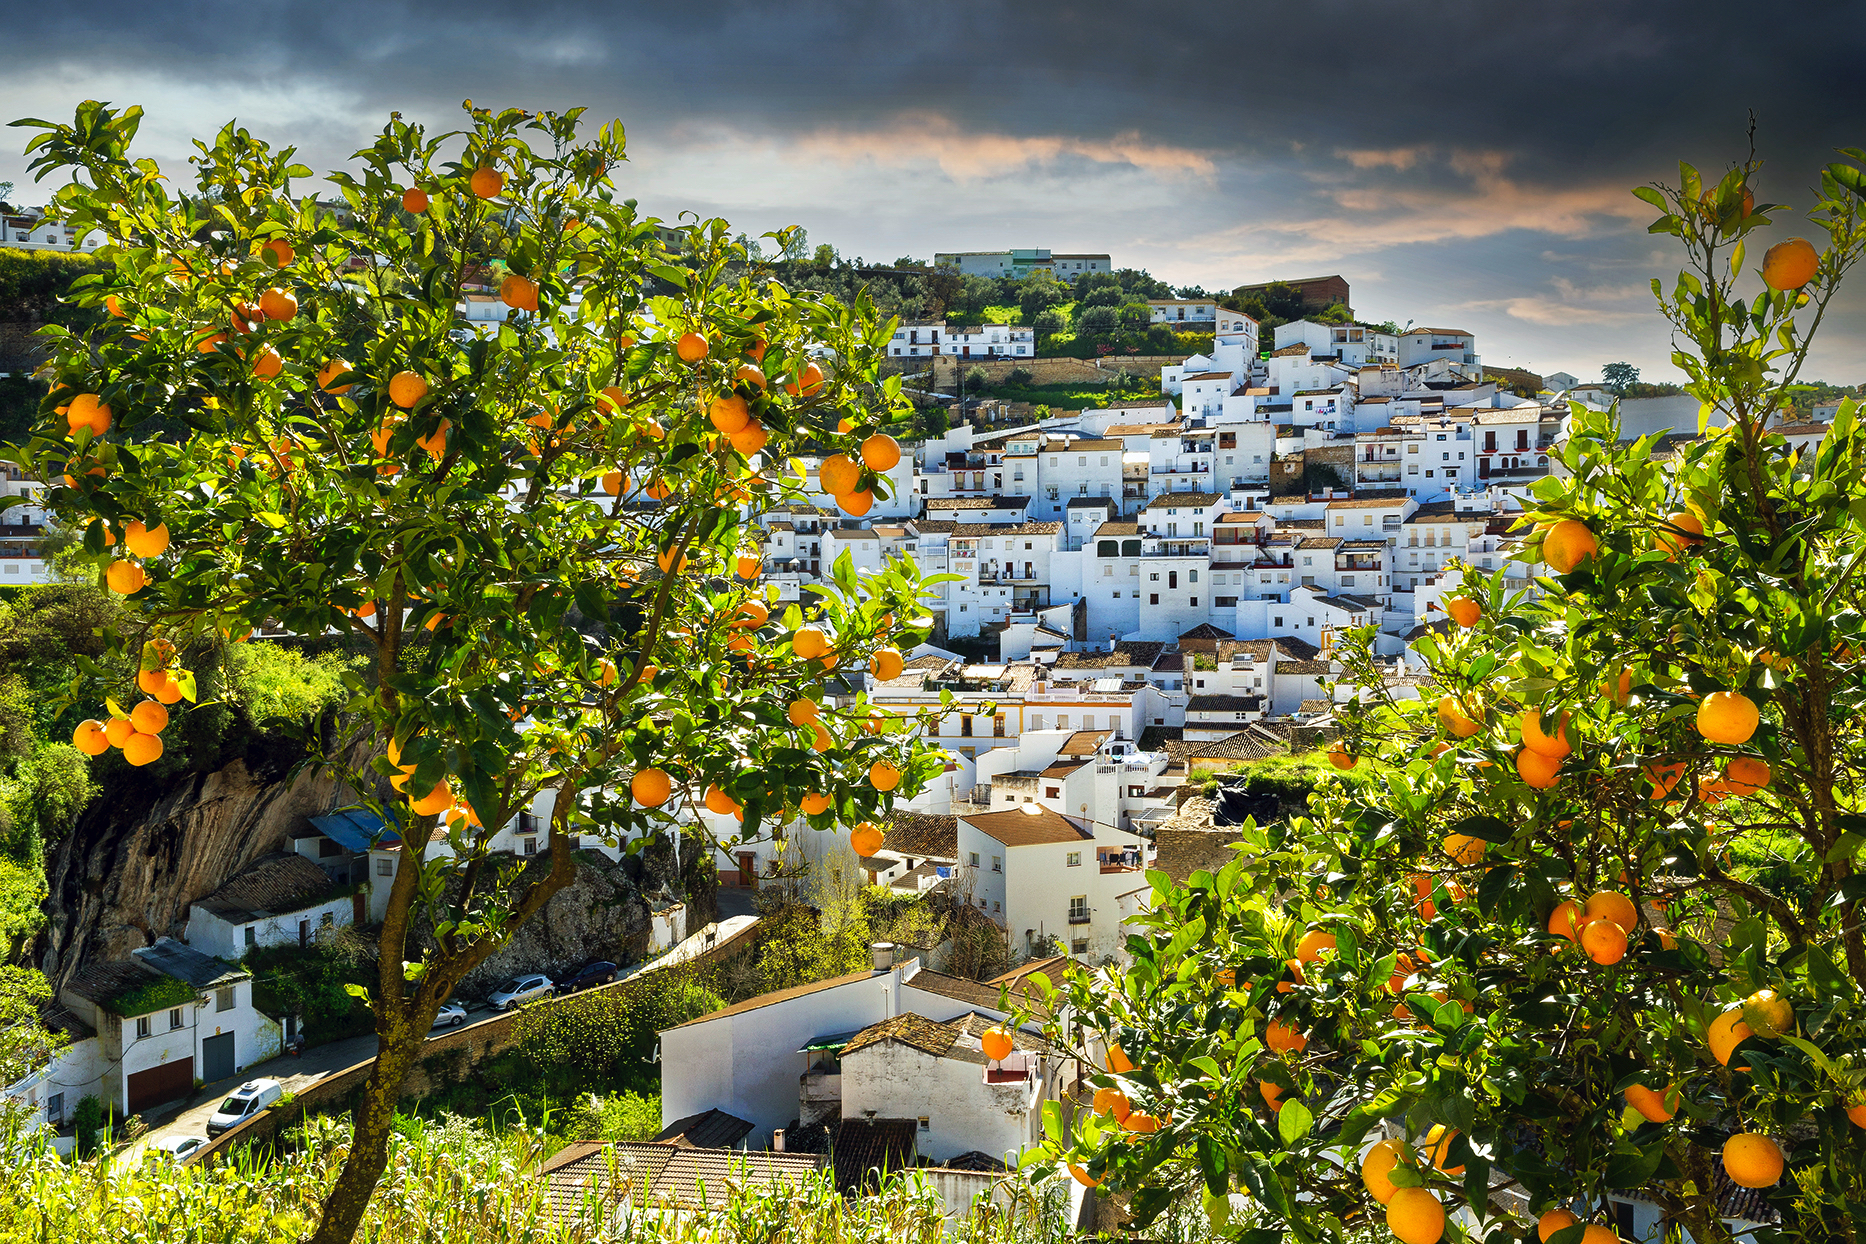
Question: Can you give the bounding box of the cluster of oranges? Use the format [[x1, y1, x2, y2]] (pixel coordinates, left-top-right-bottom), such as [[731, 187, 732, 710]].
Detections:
[[818, 432, 902, 518], [72, 671, 176, 769]]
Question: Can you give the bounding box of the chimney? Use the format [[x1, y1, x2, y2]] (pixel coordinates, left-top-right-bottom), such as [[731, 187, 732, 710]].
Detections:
[[870, 941, 896, 974], [772, 1129, 786, 1152]]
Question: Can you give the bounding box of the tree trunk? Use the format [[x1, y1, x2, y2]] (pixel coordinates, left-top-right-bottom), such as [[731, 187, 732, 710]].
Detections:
[[307, 1009, 422, 1244]]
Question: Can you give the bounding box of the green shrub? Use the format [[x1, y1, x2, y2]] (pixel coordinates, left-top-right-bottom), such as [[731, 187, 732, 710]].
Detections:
[[244, 936, 374, 1046], [224, 644, 362, 727], [69, 1095, 106, 1157]]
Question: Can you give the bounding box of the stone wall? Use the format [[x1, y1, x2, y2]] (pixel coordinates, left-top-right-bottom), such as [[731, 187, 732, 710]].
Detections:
[[888, 352, 1192, 390], [190, 916, 764, 1163]]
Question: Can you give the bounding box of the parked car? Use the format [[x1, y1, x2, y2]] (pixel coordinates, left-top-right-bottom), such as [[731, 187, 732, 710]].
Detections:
[[205, 1079, 283, 1138], [429, 1000, 468, 1030], [150, 1134, 208, 1163], [487, 974, 554, 1012], [555, 961, 618, 994]]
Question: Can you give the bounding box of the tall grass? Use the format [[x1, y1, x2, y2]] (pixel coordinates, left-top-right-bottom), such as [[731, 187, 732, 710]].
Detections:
[[0, 1107, 1184, 1243]]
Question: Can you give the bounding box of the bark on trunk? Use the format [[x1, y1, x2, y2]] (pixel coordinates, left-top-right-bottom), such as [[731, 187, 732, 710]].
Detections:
[[306, 1018, 421, 1244]]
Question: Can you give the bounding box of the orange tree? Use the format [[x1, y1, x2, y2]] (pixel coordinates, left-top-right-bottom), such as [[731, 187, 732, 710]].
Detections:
[[1025, 149, 1866, 1243], [3, 101, 942, 1242]]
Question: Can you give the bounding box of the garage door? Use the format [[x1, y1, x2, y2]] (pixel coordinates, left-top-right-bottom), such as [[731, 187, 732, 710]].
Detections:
[[203, 1032, 235, 1083], [126, 1058, 193, 1114]]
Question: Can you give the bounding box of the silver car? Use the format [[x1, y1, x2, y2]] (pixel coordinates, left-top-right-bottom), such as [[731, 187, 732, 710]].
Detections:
[[487, 974, 553, 1012], [429, 1000, 468, 1030], [151, 1134, 208, 1163]]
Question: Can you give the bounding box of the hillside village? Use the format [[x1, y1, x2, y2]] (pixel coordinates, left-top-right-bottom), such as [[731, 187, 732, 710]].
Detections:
[[0, 226, 1833, 1241]]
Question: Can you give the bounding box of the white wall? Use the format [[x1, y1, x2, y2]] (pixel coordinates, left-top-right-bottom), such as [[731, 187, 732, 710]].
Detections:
[[839, 1040, 1037, 1166], [184, 895, 354, 961]]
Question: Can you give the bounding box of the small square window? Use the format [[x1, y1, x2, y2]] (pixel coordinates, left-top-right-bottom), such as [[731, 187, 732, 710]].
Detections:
[[1066, 852, 1081, 867], [969, 852, 980, 867], [169, 1008, 184, 1030], [136, 1016, 150, 1039], [376, 857, 394, 877], [1071, 938, 1089, 954]]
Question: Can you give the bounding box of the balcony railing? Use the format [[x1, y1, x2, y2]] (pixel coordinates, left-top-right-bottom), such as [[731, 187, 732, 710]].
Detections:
[[1067, 912, 1092, 925]]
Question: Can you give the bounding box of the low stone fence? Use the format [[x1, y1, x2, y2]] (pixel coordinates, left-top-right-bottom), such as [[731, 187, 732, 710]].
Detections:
[[886, 352, 1192, 389], [192, 916, 763, 1163]]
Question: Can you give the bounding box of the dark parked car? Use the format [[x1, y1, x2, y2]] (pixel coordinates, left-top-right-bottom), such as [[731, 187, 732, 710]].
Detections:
[[556, 961, 618, 994]]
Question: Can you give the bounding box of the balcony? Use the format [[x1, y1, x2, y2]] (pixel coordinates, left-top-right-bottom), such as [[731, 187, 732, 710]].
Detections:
[[1067, 911, 1092, 925], [1150, 464, 1211, 475]]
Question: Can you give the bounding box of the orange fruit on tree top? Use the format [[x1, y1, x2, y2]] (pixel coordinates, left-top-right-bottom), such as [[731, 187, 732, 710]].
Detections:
[[786, 361, 825, 397], [861, 433, 902, 472], [869, 760, 902, 791], [1422, 1124, 1464, 1175], [1579, 917, 1628, 965], [1264, 1019, 1307, 1053], [122, 732, 163, 767], [129, 701, 170, 735], [871, 647, 904, 680], [1520, 709, 1571, 759], [123, 521, 169, 558], [820, 454, 861, 496], [1516, 746, 1562, 790], [389, 371, 428, 408], [734, 599, 770, 629], [1295, 928, 1336, 964], [402, 186, 429, 213], [1443, 833, 1485, 865], [1445, 596, 1480, 627], [850, 821, 885, 856], [1658, 511, 1704, 556], [980, 1026, 1013, 1060], [704, 786, 740, 815], [318, 358, 354, 393], [799, 792, 832, 815], [729, 421, 768, 456], [1698, 691, 1760, 744], [1536, 1210, 1578, 1243], [709, 395, 751, 434], [1725, 756, 1771, 795], [469, 167, 504, 198], [259, 287, 297, 321], [500, 275, 539, 311], [1326, 740, 1357, 770], [106, 561, 146, 595], [1708, 1006, 1753, 1067], [1543, 519, 1598, 574], [1722, 1133, 1783, 1188], [1584, 890, 1637, 934], [67, 393, 111, 436], [72, 720, 108, 756], [675, 331, 709, 362], [1106, 1043, 1134, 1073], [1547, 900, 1584, 941], [1624, 1083, 1676, 1123], [792, 627, 829, 660], [1361, 1138, 1411, 1204], [1385, 1186, 1444, 1244], [787, 698, 820, 726], [259, 238, 294, 267], [1437, 695, 1481, 737], [1762, 238, 1819, 291], [838, 490, 874, 516], [630, 768, 672, 808], [248, 345, 284, 380], [1741, 988, 1794, 1038]]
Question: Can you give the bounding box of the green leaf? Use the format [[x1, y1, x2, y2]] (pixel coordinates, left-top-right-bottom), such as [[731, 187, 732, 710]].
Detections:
[[254, 511, 287, 529], [1605, 1142, 1664, 1189], [174, 669, 198, 704], [1276, 1098, 1313, 1146]]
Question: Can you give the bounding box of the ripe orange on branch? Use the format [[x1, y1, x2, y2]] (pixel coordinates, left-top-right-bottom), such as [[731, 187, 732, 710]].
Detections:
[[1697, 691, 1760, 744], [1542, 519, 1598, 573], [1762, 237, 1819, 291]]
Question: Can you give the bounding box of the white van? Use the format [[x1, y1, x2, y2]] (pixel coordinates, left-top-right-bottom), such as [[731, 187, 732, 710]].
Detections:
[[205, 1079, 284, 1137]]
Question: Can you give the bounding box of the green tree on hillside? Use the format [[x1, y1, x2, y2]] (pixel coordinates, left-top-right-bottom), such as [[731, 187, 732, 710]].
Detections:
[[1603, 360, 1640, 395], [8, 100, 943, 1243], [1033, 151, 1866, 1244]]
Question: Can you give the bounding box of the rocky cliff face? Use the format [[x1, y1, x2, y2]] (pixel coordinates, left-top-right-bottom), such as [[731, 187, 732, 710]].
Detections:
[[40, 740, 361, 986], [41, 741, 719, 996]]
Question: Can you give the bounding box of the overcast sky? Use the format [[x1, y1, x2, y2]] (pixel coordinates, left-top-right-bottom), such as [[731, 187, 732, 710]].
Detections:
[[4, 1, 1863, 384]]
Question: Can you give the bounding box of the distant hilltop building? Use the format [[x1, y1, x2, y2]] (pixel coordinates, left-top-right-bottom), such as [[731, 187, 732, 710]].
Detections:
[[2, 207, 105, 252], [1232, 275, 1351, 316], [933, 250, 1111, 282]]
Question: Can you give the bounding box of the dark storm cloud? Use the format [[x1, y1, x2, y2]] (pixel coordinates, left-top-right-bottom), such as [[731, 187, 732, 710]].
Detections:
[[3, 2, 1864, 380]]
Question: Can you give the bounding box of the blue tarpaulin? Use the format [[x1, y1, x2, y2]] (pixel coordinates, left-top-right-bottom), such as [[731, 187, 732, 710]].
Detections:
[[306, 808, 399, 853]]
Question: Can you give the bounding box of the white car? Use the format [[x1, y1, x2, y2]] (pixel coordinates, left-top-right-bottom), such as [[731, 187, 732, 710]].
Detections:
[[488, 974, 554, 1012], [150, 1134, 208, 1163], [206, 1079, 283, 1138], [429, 1000, 468, 1030]]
